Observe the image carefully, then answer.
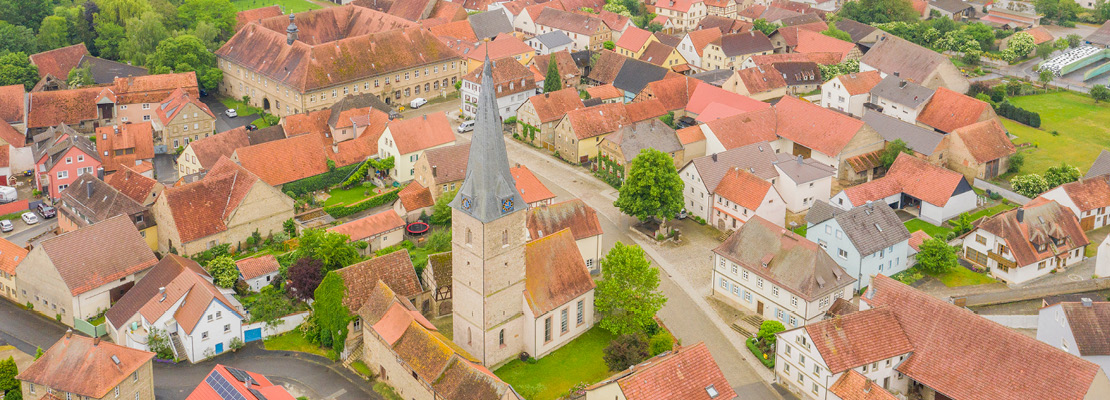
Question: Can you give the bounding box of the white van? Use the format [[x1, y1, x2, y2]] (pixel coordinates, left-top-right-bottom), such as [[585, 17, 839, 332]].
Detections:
[[457, 120, 475, 133], [0, 186, 16, 203]]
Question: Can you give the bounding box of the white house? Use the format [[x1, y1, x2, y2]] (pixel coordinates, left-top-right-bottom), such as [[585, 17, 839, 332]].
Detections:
[[526, 31, 574, 55], [105, 254, 244, 363], [327, 209, 406, 255], [805, 201, 912, 290], [1037, 299, 1110, 373], [526, 199, 604, 274], [711, 166, 786, 230], [820, 71, 882, 117], [1038, 174, 1110, 231], [772, 153, 835, 213], [460, 57, 537, 120], [521, 229, 596, 359], [961, 200, 1090, 285], [713, 216, 855, 329], [235, 255, 281, 292], [377, 113, 456, 183], [832, 154, 976, 225], [868, 75, 935, 124]]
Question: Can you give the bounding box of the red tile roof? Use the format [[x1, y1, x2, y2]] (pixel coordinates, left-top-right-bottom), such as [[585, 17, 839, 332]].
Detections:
[[1025, 26, 1055, 44], [714, 167, 772, 210], [510, 165, 555, 205], [17, 334, 153, 398], [338, 249, 422, 309], [234, 133, 329, 185], [428, 19, 478, 42], [526, 199, 602, 240], [615, 27, 653, 52], [386, 112, 454, 154], [1057, 175, 1110, 212], [795, 29, 855, 61], [908, 230, 931, 252], [686, 81, 769, 115], [464, 35, 534, 63], [747, 51, 843, 66], [29, 44, 90, 79], [655, 0, 699, 12], [844, 153, 966, 207], [704, 108, 778, 150], [804, 308, 913, 373], [0, 236, 27, 275], [735, 66, 787, 94], [236, 5, 284, 30], [565, 102, 631, 140], [976, 200, 1090, 267], [686, 28, 723, 57], [917, 87, 992, 133], [186, 128, 251, 171], [950, 118, 1015, 163], [676, 125, 705, 145], [282, 109, 331, 137], [112, 72, 199, 104], [97, 122, 155, 173], [624, 98, 667, 122], [0, 84, 26, 124], [524, 228, 595, 314], [27, 86, 104, 129], [39, 214, 158, 296], [586, 84, 624, 100], [398, 181, 434, 211], [527, 88, 585, 123], [863, 275, 1103, 400], [187, 365, 294, 400], [328, 209, 406, 241], [829, 370, 899, 400], [833, 70, 882, 95], [104, 166, 161, 205], [1058, 301, 1110, 356], [235, 254, 281, 280], [641, 76, 698, 111], [774, 96, 864, 156], [156, 88, 215, 125], [162, 158, 262, 243], [612, 343, 737, 400]]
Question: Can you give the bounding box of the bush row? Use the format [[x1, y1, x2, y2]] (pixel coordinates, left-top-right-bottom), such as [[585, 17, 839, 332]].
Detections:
[[283, 163, 361, 196], [746, 337, 775, 369], [324, 188, 402, 219], [996, 101, 1041, 128]]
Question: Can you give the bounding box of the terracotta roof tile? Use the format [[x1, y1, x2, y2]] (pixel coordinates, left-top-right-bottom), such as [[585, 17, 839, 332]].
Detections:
[[328, 209, 406, 241], [188, 365, 293, 400], [950, 118, 1015, 163], [1025, 26, 1055, 44], [714, 167, 772, 210], [624, 98, 667, 121], [641, 76, 698, 111], [917, 87, 991, 133], [29, 44, 89, 79], [613, 343, 737, 400], [535, 7, 607, 35], [686, 81, 769, 115], [908, 230, 931, 252], [112, 72, 199, 104], [236, 254, 281, 280], [58, 174, 147, 230], [0, 237, 27, 275], [236, 5, 284, 30], [833, 70, 882, 95], [565, 102, 631, 140], [844, 154, 966, 207], [696, 16, 752, 34], [463, 56, 536, 98], [186, 128, 251, 171], [431, 357, 514, 400], [338, 249, 422, 310], [686, 28, 724, 57], [747, 51, 843, 66], [863, 275, 1102, 400], [39, 214, 157, 296], [162, 158, 261, 243], [387, 112, 454, 154], [104, 166, 161, 205], [736, 65, 787, 94], [282, 109, 332, 137], [586, 50, 626, 84], [1057, 175, 1110, 211], [108, 255, 241, 334], [27, 87, 103, 129], [98, 122, 155, 173], [155, 88, 215, 125], [234, 133, 329, 185], [794, 28, 855, 62], [464, 35, 534, 63], [615, 27, 653, 52], [526, 199, 602, 241], [774, 96, 863, 156], [510, 165, 555, 204], [428, 19, 478, 42], [586, 84, 623, 100], [975, 200, 1090, 267], [524, 228, 595, 314], [16, 334, 153, 398], [675, 125, 705, 145], [828, 370, 899, 400], [527, 87, 585, 123], [398, 181, 434, 211], [0, 84, 26, 124], [704, 108, 778, 150], [1059, 302, 1110, 356], [805, 308, 913, 372]]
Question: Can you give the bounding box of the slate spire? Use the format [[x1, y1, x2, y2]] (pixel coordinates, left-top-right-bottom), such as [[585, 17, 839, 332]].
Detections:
[[449, 54, 525, 222]]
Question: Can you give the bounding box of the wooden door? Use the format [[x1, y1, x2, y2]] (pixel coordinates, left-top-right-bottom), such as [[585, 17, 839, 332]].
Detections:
[[985, 159, 1000, 179], [1081, 215, 1095, 231], [756, 301, 764, 315]]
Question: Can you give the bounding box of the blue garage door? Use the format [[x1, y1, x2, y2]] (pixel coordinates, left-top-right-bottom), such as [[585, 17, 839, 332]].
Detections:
[[244, 328, 263, 343]]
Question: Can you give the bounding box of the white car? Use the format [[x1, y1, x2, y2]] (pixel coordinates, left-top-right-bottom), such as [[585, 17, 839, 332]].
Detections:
[[225, 108, 238, 118], [409, 98, 428, 109], [457, 120, 475, 133], [21, 212, 38, 225], [0, 220, 12, 232]]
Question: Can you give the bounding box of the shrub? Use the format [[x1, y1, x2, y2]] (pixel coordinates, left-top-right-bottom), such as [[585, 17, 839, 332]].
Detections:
[[352, 240, 368, 250], [282, 163, 361, 196], [649, 331, 673, 356], [996, 101, 1041, 128], [229, 337, 244, 351], [746, 338, 775, 369], [757, 320, 785, 352], [603, 334, 649, 371]]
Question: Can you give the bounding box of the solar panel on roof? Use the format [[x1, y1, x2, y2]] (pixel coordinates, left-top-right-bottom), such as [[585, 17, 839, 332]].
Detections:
[[249, 388, 269, 400], [225, 367, 252, 383], [205, 371, 247, 400]]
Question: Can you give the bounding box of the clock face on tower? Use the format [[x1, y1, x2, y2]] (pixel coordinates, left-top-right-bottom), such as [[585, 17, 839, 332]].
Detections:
[[462, 196, 472, 210], [501, 198, 514, 213]]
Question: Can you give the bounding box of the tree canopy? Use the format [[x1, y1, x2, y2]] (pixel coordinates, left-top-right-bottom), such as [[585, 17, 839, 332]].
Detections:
[[1091, 85, 1110, 103], [0, 355, 21, 400], [146, 34, 223, 90], [838, 0, 920, 24], [0, 22, 38, 55], [287, 257, 324, 301], [544, 56, 561, 93], [915, 237, 958, 275], [880, 139, 913, 169], [1011, 174, 1050, 197], [0, 53, 40, 91], [1008, 32, 1035, 58], [821, 24, 852, 42], [594, 243, 667, 336], [431, 189, 456, 226], [1044, 163, 1080, 188], [205, 255, 240, 288], [614, 149, 683, 223], [121, 11, 169, 66], [0, 0, 52, 31], [177, 0, 237, 39], [294, 228, 361, 272]]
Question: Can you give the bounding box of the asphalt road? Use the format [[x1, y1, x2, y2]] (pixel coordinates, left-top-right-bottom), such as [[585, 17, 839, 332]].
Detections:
[[0, 299, 379, 400]]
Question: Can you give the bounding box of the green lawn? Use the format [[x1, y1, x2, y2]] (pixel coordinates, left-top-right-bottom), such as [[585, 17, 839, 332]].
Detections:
[[1004, 91, 1110, 175], [323, 185, 379, 207], [231, 0, 321, 13], [927, 266, 997, 287], [495, 327, 615, 400], [904, 219, 953, 239], [262, 330, 329, 357], [219, 97, 264, 118], [966, 203, 1017, 223], [350, 360, 372, 378]]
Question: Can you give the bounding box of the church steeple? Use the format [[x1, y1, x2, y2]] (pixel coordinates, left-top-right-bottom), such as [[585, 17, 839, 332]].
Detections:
[[449, 54, 525, 222]]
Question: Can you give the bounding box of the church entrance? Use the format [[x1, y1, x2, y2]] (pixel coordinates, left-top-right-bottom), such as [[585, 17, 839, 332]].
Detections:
[[262, 98, 270, 110]]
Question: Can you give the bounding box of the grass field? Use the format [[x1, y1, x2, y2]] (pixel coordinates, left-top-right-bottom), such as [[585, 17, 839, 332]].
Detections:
[[231, 0, 321, 13], [904, 219, 953, 239], [966, 202, 1017, 223], [262, 330, 329, 357], [928, 266, 997, 287], [495, 327, 615, 400], [1004, 91, 1110, 175], [323, 185, 379, 207]]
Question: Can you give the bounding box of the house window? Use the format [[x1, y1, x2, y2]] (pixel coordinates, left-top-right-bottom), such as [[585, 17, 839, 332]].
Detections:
[[742, 270, 749, 280], [224, 324, 231, 333], [65, 157, 72, 164], [77, 156, 83, 162], [757, 278, 763, 288], [577, 300, 584, 324], [976, 235, 986, 245], [202, 331, 209, 340], [544, 317, 552, 342], [791, 296, 798, 307], [772, 286, 779, 297], [207, 315, 213, 322], [216, 311, 222, 319], [561, 308, 569, 333], [837, 249, 848, 259], [57, 171, 68, 179]]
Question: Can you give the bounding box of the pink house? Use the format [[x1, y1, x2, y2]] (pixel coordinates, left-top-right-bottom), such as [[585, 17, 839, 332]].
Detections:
[[32, 124, 102, 199]]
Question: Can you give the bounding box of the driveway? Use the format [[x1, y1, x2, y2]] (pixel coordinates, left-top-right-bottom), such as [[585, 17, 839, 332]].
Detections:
[[153, 154, 179, 184], [201, 96, 259, 133], [0, 299, 379, 400]]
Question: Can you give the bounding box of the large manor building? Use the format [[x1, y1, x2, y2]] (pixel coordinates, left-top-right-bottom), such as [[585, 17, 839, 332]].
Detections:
[[216, 5, 466, 117]]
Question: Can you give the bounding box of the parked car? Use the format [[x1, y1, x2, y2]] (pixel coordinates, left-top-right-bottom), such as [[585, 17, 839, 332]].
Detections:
[[199, 88, 208, 97], [225, 108, 238, 118], [21, 212, 37, 225], [245, 124, 258, 131], [0, 220, 12, 232], [37, 204, 56, 219], [0, 186, 16, 203], [457, 120, 475, 133], [409, 98, 428, 109], [676, 209, 688, 219]]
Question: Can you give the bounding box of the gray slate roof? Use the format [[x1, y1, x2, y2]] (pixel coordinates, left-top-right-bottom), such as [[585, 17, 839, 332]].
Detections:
[[869, 75, 935, 109], [469, 9, 514, 40], [860, 34, 947, 84], [606, 119, 681, 163], [1088, 21, 1110, 46], [534, 31, 573, 49], [715, 32, 774, 57], [807, 200, 911, 256], [831, 19, 878, 43], [612, 59, 670, 95], [861, 110, 944, 156], [1086, 150, 1110, 179], [691, 69, 733, 87], [773, 153, 835, 184], [688, 141, 779, 192], [78, 55, 147, 85], [928, 0, 974, 14]]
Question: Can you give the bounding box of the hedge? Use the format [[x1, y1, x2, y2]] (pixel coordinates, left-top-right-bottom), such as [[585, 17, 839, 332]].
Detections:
[[323, 188, 402, 219], [746, 337, 776, 369], [283, 163, 361, 196], [996, 101, 1040, 128]]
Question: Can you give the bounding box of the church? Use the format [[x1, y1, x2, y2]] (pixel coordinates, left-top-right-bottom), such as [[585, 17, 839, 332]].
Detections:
[[450, 55, 597, 367]]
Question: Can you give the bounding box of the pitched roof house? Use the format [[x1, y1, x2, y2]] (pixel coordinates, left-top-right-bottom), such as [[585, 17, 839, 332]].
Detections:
[[152, 157, 294, 255], [1040, 174, 1110, 231], [15, 215, 158, 325], [963, 199, 1090, 284], [702, 31, 775, 71], [833, 153, 976, 225], [770, 96, 885, 181], [510, 165, 555, 207], [820, 70, 882, 116], [1037, 300, 1110, 373], [942, 118, 1016, 180], [526, 199, 604, 272], [599, 119, 684, 176], [585, 342, 738, 400], [515, 87, 585, 148], [860, 34, 970, 93], [32, 124, 102, 200], [328, 209, 407, 253], [710, 166, 787, 229], [235, 254, 282, 292], [96, 122, 155, 174], [0, 236, 27, 302], [17, 332, 154, 400], [29, 44, 90, 80], [233, 133, 331, 186], [805, 201, 912, 290], [57, 174, 156, 249], [915, 87, 997, 133], [378, 112, 456, 182], [188, 365, 296, 400], [461, 56, 537, 119], [104, 165, 163, 206]]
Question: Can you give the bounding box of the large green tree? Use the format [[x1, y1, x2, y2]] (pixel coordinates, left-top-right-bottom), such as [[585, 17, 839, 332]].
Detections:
[[121, 11, 169, 66], [95, 0, 152, 27], [594, 243, 666, 336], [93, 19, 125, 60], [838, 0, 919, 24], [36, 15, 70, 51], [915, 238, 958, 275], [0, 52, 40, 91], [294, 228, 361, 272], [0, 22, 38, 54], [0, 0, 51, 31], [614, 149, 683, 224], [0, 356, 20, 400], [752, 18, 779, 36], [880, 139, 913, 169], [145, 34, 223, 90], [431, 189, 456, 226], [543, 56, 561, 93], [178, 0, 237, 39], [206, 255, 240, 288], [1044, 163, 1080, 187], [1091, 84, 1110, 103], [1008, 32, 1035, 58], [312, 271, 351, 351]]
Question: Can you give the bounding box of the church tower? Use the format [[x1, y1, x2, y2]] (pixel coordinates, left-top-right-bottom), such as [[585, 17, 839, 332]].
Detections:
[[450, 55, 529, 367]]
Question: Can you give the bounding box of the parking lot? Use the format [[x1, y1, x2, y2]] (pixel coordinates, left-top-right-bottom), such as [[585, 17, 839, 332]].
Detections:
[[201, 96, 260, 133]]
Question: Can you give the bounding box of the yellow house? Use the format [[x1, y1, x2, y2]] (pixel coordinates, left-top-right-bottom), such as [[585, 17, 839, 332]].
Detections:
[[615, 27, 657, 58], [57, 174, 160, 251], [702, 31, 775, 71], [638, 41, 688, 70], [0, 236, 27, 302]]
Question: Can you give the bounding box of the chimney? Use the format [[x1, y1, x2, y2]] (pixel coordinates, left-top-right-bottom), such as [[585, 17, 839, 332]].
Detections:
[[1017, 208, 1025, 223], [796, 155, 803, 165], [66, 328, 73, 339], [711, 153, 717, 161], [93, 337, 100, 346], [286, 14, 299, 45], [893, 71, 899, 77], [899, 80, 907, 89], [1082, 297, 1093, 307]]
